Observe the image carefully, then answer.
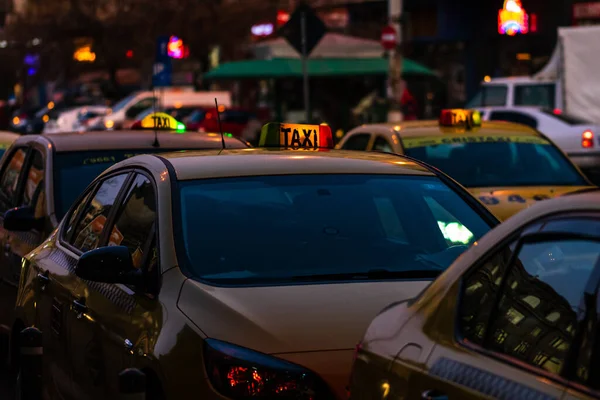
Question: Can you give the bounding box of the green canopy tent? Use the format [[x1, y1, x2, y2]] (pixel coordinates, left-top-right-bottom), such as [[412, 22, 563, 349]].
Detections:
[[203, 57, 436, 79]]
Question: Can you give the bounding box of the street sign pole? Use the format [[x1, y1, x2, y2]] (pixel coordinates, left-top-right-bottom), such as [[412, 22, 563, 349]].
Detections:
[[300, 11, 310, 123], [387, 0, 403, 122]]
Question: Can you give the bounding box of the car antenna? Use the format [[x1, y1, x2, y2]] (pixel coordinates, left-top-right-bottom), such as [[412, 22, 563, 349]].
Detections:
[[152, 84, 160, 148], [215, 98, 226, 151]]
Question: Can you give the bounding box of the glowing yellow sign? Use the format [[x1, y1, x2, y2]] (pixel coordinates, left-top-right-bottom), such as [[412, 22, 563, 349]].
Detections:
[[498, 0, 529, 36], [138, 112, 185, 132], [74, 46, 96, 62]]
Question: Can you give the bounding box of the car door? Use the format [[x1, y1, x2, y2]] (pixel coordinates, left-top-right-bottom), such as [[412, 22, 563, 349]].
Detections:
[[0, 146, 30, 326], [91, 172, 159, 396], [55, 171, 131, 399], [32, 185, 96, 399], [7, 147, 47, 289], [416, 215, 600, 399]]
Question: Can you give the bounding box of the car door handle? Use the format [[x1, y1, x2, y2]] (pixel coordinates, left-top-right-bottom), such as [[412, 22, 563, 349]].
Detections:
[[72, 299, 87, 314], [37, 272, 50, 284], [421, 390, 448, 400]]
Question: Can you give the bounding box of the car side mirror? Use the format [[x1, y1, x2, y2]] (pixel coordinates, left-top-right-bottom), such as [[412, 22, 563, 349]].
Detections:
[[3, 206, 44, 232], [76, 246, 142, 285]]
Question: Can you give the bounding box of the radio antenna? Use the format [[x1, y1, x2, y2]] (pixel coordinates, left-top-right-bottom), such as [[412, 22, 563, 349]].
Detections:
[[215, 98, 226, 150], [151, 84, 160, 148]]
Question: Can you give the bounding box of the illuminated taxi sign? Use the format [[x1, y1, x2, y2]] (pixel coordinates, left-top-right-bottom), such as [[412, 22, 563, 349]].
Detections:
[[259, 122, 334, 149], [439, 109, 482, 130], [134, 112, 185, 132]]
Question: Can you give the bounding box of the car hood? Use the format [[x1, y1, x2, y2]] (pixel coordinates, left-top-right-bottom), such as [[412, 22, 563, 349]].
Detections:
[[469, 186, 593, 221], [177, 279, 431, 354]]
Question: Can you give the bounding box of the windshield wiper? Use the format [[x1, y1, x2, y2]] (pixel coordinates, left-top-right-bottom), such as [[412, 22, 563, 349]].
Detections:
[[290, 269, 442, 282]]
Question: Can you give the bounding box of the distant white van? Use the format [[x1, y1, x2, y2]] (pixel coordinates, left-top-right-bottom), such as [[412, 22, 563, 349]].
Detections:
[[100, 89, 232, 130]]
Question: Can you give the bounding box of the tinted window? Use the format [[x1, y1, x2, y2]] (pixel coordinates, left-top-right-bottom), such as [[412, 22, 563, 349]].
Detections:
[[486, 239, 599, 375], [70, 174, 128, 252], [489, 111, 538, 129], [22, 150, 45, 218], [110, 175, 156, 269], [185, 110, 206, 124], [0, 148, 27, 208], [467, 86, 508, 107], [176, 175, 492, 284], [341, 134, 371, 151], [372, 136, 393, 153], [222, 111, 254, 124], [125, 98, 156, 118], [64, 190, 93, 241], [53, 149, 193, 220], [541, 109, 592, 126], [514, 84, 555, 108], [404, 138, 587, 188]]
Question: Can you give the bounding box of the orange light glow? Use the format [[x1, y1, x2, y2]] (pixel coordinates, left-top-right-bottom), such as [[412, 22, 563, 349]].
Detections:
[[498, 0, 529, 36], [583, 130, 594, 148], [583, 130, 594, 140]]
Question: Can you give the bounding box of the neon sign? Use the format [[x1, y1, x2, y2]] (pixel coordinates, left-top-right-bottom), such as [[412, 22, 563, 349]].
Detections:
[[498, 0, 529, 36], [167, 36, 189, 59]]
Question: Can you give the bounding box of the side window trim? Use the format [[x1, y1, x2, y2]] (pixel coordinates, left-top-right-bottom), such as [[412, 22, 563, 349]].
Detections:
[[372, 135, 394, 153], [60, 184, 100, 252], [458, 228, 600, 391], [0, 146, 31, 210], [96, 171, 135, 248], [21, 148, 45, 208]]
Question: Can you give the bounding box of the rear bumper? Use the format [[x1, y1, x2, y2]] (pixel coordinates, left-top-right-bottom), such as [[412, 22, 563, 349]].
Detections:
[[569, 152, 600, 169]]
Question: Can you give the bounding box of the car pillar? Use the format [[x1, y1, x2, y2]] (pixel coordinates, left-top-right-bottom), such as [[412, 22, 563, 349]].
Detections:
[[119, 368, 146, 400], [19, 326, 43, 400]]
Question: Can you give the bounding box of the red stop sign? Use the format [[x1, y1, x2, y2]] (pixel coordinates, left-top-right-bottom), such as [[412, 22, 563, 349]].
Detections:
[[381, 25, 397, 50]]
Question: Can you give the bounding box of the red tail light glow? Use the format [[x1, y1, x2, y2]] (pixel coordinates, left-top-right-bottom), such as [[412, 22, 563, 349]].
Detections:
[[582, 130, 594, 148], [553, 108, 562, 115]]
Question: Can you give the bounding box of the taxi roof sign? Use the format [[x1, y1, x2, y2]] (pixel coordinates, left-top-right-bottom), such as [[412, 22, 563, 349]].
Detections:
[[439, 109, 482, 130], [259, 122, 333, 149], [132, 112, 186, 132]]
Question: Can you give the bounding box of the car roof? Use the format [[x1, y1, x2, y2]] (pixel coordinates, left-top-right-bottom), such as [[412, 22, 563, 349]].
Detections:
[[14, 130, 247, 152], [355, 120, 540, 138], [0, 131, 21, 143], [151, 148, 436, 181]]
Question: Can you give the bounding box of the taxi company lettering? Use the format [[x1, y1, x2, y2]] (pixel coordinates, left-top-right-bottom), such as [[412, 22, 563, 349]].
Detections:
[[151, 116, 171, 129], [478, 194, 550, 205], [441, 136, 516, 144], [280, 127, 318, 148]]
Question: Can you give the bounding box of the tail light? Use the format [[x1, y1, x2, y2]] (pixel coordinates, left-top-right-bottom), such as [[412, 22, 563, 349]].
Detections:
[[553, 108, 562, 115], [130, 120, 142, 130], [582, 130, 594, 148]]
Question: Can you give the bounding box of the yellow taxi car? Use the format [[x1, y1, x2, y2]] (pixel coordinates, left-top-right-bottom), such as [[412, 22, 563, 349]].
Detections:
[[13, 122, 498, 399], [349, 190, 600, 400], [338, 109, 595, 220], [0, 121, 247, 359]]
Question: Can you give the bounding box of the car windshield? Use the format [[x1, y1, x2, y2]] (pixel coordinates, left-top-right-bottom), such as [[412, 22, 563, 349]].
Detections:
[[53, 148, 188, 219], [466, 85, 508, 107], [185, 109, 206, 124], [175, 174, 493, 285], [134, 107, 161, 121], [404, 137, 588, 188], [111, 93, 139, 113]]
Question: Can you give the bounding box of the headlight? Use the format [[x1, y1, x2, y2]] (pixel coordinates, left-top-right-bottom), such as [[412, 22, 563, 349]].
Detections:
[[204, 339, 331, 398], [104, 119, 114, 129]]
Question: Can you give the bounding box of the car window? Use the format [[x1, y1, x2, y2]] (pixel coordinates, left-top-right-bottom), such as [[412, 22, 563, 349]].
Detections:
[[176, 175, 493, 284], [489, 111, 538, 129], [540, 109, 593, 126], [372, 136, 393, 153], [22, 150, 46, 218], [341, 133, 371, 151], [222, 111, 252, 124], [63, 190, 94, 242], [70, 174, 129, 253], [460, 234, 600, 378], [53, 148, 212, 220], [514, 84, 555, 108], [404, 137, 587, 188], [0, 148, 28, 210], [125, 98, 156, 118], [109, 174, 156, 270], [487, 238, 599, 375], [467, 86, 508, 107]]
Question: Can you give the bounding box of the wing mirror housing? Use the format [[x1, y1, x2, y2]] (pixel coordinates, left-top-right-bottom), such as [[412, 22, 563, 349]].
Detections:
[[3, 206, 44, 232], [76, 246, 142, 286]]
